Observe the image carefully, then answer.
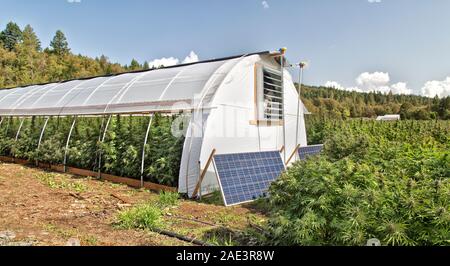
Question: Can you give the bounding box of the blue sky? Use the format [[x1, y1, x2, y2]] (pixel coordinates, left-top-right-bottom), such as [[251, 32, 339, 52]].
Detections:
[[1, 0, 449, 97]]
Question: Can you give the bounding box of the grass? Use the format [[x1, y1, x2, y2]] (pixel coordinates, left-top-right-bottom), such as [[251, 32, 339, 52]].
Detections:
[[247, 198, 272, 214], [116, 204, 163, 230], [43, 223, 98, 246], [198, 190, 224, 206], [115, 191, 179, 231], [158, 191, 179, 208], [203, 228, 239, 246], [36, 173, 87, 193], [216, 210, 241, 225]]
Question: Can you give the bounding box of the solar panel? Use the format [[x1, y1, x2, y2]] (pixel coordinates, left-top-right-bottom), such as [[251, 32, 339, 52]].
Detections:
[[213, 151, 285, 206], [298, 145, 324, 160]]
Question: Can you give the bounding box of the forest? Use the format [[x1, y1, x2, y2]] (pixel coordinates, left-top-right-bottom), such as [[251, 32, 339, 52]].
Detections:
[[0, 22, 147, 89], [300, 85, 449, 120]]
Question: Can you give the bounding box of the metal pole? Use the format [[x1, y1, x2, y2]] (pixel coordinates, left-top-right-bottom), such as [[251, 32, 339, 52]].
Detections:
[[140, 114, 154, 188], [0, 117, 4, 128], [98, 115, 112, 179], [5, 117, 11, 137], [37, 117, 50, 149], [198, 161, 202, 200], [280, 51, 287, 163], [295, 64, 305, 161], [63, 117, 77, 172], [36, 117, 50, 166], [15, 118, 26, 141], [185, 113, 195, 196]]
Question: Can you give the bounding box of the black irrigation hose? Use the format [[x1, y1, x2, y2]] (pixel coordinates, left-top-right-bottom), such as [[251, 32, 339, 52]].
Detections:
[[168, 214, 243, 233], [154, 228, 213, 246]]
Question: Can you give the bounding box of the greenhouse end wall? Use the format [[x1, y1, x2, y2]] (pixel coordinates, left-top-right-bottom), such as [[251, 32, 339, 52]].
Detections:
[[182, 54, 308, 197]]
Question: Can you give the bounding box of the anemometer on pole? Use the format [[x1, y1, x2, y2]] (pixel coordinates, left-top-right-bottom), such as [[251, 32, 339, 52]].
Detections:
[[295, 61, 307, 160]]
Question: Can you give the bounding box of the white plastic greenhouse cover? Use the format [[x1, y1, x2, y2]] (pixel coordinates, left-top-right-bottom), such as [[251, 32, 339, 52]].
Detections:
[[0, 52, 268, 116]]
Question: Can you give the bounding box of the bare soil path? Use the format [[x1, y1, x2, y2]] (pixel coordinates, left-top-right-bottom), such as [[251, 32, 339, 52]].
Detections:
[[0, 163, 264, 246]]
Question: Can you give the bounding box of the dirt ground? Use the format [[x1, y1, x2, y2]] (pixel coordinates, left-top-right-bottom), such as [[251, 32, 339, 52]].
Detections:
[[0, 163, 266, 246]]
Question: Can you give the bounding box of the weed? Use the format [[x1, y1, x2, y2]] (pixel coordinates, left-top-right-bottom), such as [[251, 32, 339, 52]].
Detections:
[[116, 204, 163, 230], [198, 190, 224, 206], [203, 228, 238, 246], [81, 235, 98, 246], [36, 173, 87, 193], [216, 211, 239, 225], [43, 223, 99, 246], [158, 191, 179, 208]]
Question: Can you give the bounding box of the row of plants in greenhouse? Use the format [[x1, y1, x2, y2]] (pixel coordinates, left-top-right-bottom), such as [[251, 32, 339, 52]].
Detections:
[[0, 114, 186, 187]]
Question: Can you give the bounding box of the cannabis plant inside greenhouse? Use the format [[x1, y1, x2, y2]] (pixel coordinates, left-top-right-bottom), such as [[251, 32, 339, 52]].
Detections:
[[0, 115, 184, 187]]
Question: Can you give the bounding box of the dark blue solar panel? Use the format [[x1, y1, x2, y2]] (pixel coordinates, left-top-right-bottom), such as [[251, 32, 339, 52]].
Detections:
[[213, 151, 285, 206], [298, 145, 324, 160]]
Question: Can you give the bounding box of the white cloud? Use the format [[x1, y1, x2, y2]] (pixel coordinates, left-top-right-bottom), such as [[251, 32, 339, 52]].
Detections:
[[67, 0, 81, 3], [355, 72, 391, 94], [421, 77, 450, 98], [391, 82, 412, 95], [182, 51, 199, 64], [324, 81, 344, 91], [262, 1, 270, 9], [325, 72, 450, 98], [325, 72, 412, 95], [356, 72, 390, 89], [368, 0, 381, 3], [147, 51, 200, 68], [324, 81, 362, 93], [147, 57, 180, 69]]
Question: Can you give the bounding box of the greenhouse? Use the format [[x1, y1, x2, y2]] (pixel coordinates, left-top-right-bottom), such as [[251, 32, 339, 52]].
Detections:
[[0, 50, 309, 200]]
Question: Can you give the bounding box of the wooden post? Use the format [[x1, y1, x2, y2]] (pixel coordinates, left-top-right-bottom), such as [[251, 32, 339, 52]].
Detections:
[[286, 144, 301, 165], [192, 149, 216, 198]]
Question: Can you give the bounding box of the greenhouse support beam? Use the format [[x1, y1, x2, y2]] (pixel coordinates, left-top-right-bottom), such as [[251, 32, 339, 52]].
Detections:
[[14, 118, 25, 141], [63, 117, 77, 172], [97, 115, 112, 178], [140, 114, 154, 188], [0, 117, 3, 128], [37, 117, 50, 149], [5, 117, 12, 136]]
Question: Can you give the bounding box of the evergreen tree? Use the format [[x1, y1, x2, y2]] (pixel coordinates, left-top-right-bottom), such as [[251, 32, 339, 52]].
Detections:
[[22, 25, 41, 51], [143, 61, 150, 70], [50, 30, 70, 55], [0, 22, 23, 51], [129, 59, 141, 71]]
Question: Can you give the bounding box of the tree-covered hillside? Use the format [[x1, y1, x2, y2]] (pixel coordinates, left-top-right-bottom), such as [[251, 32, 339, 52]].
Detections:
[[299, 85, 449, 120], [0, 22, 149, 89]]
